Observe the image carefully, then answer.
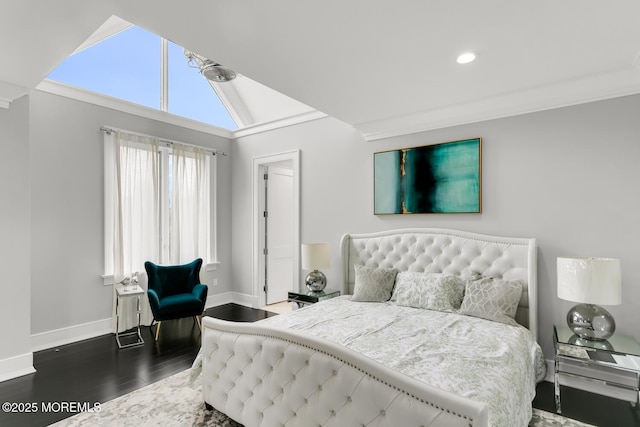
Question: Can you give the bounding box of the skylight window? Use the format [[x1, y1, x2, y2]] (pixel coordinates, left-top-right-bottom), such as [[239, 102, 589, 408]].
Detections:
[[47, 24, 237, 130], [167, 41, 236, 129]]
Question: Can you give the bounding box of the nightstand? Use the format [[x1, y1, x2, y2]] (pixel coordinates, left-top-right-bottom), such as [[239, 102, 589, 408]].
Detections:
[[287, 288, 340, 308], [554, 324, 640, 414], [115, 284, 145, 349]]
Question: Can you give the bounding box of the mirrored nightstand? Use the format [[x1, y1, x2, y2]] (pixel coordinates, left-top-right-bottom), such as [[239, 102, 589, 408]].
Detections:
[[287, 288, 340, 308], [554, 324, 640, 414]]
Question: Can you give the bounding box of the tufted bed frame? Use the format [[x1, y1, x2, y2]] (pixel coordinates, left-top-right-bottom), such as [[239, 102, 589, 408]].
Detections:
[[341, 228, 538, 339], [201, 228, 537, 427]]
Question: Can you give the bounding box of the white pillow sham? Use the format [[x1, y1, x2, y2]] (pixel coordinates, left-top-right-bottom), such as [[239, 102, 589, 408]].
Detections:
[[390, 271, 465, 311], [458, 277, 523, 326], [351, 265, 398, 302]]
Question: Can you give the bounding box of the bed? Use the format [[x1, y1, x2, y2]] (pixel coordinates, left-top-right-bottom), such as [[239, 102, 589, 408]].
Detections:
[[199, 228, 545, 426]]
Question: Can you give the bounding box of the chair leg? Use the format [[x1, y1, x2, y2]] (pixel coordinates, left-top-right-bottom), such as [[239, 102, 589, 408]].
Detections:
[[155, 321, 162, 341], [195, 315, 202, 331]]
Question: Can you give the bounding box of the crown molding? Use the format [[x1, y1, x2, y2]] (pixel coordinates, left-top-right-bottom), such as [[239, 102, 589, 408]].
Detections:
[[231, 110, 327, 139], [358, 69, 640, 141], [35, 68, 640, 144], [35, 79, 234, 138], [0, 80, 31, 109], [35, 79, 327, 140]]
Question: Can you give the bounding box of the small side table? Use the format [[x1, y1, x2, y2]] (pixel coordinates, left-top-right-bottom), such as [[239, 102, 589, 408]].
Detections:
[[287, 288, 340, 308], [554, 324, 640, 414], [115, 284, 145, 349]]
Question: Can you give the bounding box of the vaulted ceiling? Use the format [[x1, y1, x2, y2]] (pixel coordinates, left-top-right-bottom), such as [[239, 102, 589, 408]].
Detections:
[[2, 0, 640, 139]]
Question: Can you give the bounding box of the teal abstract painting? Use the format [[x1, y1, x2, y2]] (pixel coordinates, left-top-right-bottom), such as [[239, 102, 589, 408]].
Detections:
[[374, 138, 481, 214]]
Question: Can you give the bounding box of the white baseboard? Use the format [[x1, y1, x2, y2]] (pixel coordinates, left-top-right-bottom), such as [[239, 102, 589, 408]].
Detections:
[[28, 292, 261, 353], [205, 291, 258, 309], [205, 291, 234, 307], [31, 318, 112, 353], [229, 292, 259, 308], [0, 352, 36, 382]]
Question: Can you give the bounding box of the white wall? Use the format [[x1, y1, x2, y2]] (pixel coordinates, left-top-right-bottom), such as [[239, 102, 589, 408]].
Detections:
[[0, 95, 34, 380], [1, 87, 637, 381], [28, 90, 233, 348], [232, 94, 640, 359]]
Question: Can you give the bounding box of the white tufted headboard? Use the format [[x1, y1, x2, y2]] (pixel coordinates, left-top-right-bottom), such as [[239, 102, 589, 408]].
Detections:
[[340, 228, 538, 340]]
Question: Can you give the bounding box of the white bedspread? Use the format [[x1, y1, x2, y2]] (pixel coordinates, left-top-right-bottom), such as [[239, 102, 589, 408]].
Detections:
[[260, 296, 546, 427]]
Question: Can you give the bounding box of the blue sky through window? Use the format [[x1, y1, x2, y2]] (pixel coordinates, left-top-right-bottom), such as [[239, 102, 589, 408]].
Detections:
[[47, 26, 237, 130], [168, 41, 237, 130]]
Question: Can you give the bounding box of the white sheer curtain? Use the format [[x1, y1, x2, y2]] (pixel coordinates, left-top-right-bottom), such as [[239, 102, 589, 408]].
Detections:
[[105, 130, 212, 333], [169, 143, 210, 264], [111, 131, 159, 332]]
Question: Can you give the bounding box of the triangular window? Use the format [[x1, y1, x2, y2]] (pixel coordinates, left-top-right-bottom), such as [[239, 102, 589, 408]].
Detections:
[[47, 23, 237, 130]]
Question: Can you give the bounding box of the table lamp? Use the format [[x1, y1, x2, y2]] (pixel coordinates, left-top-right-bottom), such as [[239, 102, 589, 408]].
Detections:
[[301, 243, 330, 292], [557, 257, 621, 341]]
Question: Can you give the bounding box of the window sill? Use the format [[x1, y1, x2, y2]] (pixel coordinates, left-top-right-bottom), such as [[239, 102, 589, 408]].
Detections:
[[102, 261, 219, 285]]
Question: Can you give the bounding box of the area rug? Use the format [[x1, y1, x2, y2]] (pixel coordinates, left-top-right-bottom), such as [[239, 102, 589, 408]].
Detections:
[[51, 369, 593, 427]]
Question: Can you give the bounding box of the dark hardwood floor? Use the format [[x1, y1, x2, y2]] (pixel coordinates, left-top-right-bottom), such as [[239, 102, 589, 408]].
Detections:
[[0, 304, 276, 427], [0, 304, 637, 427], [533, 377, 640, 427]]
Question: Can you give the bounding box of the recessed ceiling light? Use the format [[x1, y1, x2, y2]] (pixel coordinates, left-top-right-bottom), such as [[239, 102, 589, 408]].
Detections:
[[456, 52, 477, 64]]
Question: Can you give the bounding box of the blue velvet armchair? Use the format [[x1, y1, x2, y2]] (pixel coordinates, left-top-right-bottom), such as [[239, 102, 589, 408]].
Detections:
[[144, 258, 208, 340]]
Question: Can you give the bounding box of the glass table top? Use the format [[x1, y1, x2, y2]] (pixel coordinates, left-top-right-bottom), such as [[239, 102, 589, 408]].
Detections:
[[555, 325, 640, 357]]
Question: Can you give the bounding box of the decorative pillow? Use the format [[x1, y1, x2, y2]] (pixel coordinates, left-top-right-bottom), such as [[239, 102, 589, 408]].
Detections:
[[351, 265, 398, 302], [390, 272, 465, 311], [458, 277, 523, 326]]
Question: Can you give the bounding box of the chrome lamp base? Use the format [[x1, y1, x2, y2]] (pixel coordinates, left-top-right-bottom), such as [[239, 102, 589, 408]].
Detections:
[[305, 269, 327, 292], [567, 303, 615, 341]]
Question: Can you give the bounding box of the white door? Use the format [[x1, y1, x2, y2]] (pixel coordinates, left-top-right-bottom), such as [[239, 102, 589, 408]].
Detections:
[[265, 166, 294, 304]]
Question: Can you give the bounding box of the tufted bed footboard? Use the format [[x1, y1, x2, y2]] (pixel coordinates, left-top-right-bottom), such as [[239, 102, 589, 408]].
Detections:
[[202, 316, 489, 427]]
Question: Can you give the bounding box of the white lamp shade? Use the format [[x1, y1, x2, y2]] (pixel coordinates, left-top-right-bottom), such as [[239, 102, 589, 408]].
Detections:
[[557, 257, 621, 305], [301, 243, 330, 270]]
